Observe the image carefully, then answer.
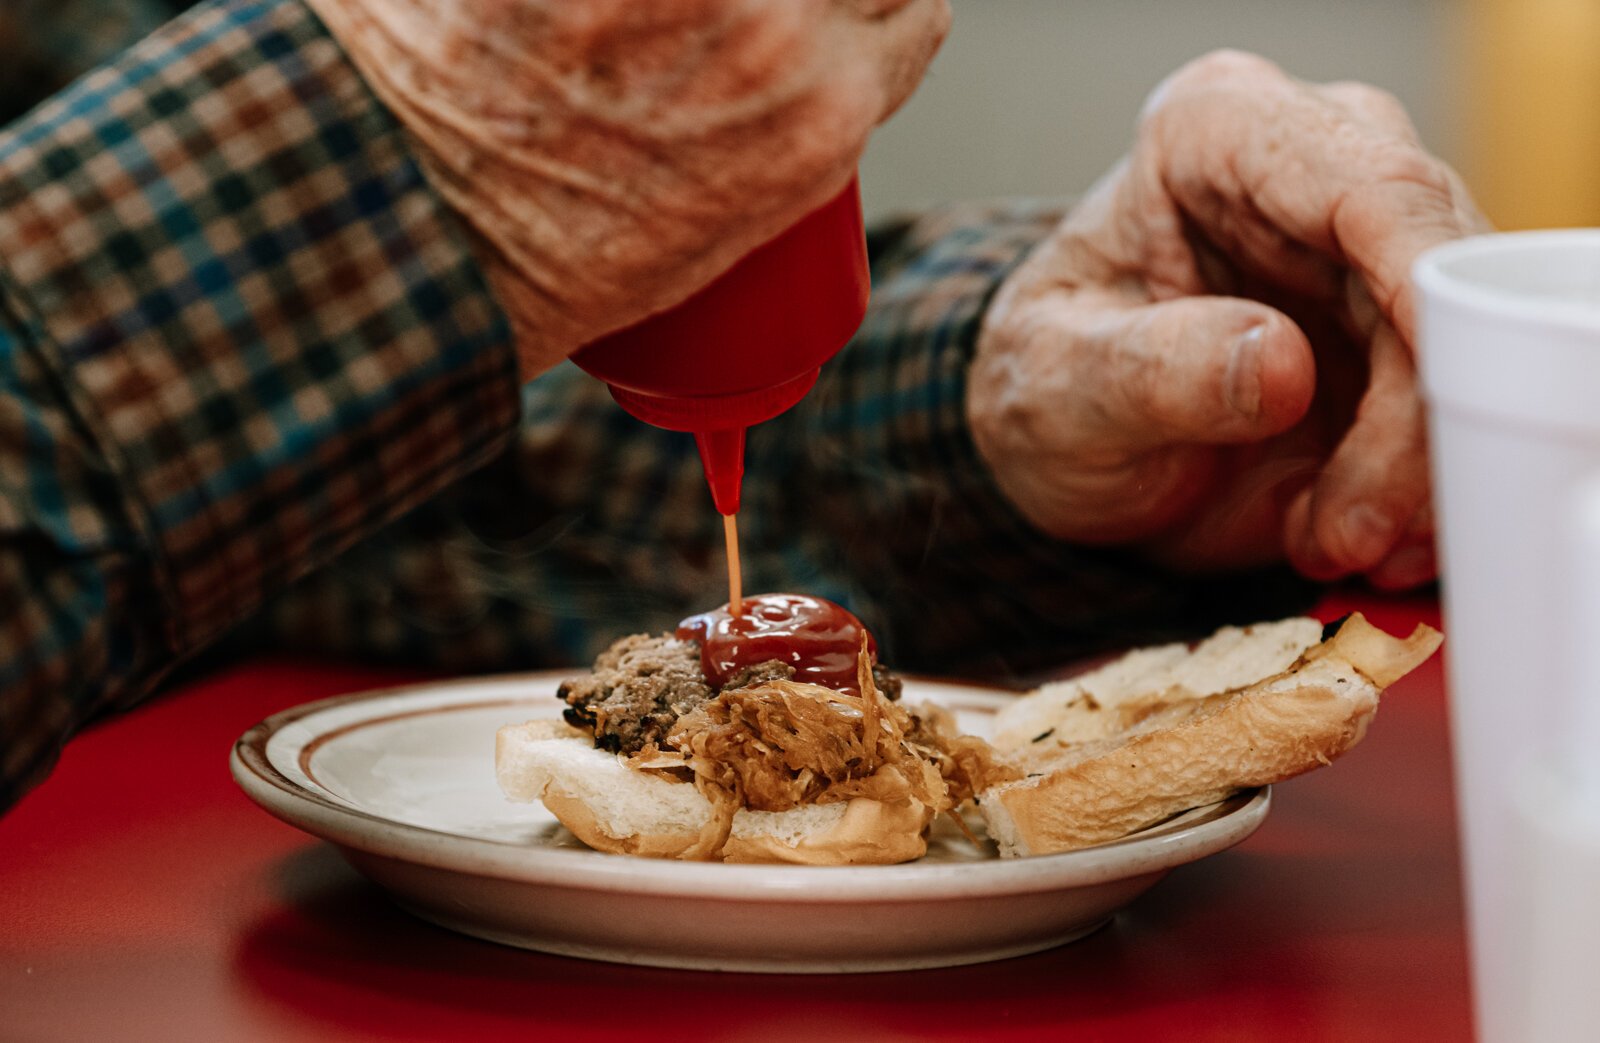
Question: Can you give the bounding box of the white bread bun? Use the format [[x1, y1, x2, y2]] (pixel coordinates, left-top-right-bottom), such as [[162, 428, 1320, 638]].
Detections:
[[978, 613, 1441, 857], [495, 720, 934, 865]]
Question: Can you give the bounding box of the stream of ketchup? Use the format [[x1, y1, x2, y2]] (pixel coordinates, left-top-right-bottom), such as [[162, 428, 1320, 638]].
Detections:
[[677, 592, 876, 695]]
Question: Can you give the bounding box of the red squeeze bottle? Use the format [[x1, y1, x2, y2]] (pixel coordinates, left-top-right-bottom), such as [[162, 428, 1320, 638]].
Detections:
[[570, 176, 871, 518]]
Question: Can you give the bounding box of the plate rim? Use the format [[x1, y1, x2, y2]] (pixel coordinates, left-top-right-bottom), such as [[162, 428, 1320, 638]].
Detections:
[[231, 670, 1271, 902]]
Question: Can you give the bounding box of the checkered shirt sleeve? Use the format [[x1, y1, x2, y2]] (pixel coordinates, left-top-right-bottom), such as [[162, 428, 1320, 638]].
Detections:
[[259, 201, 1315, 682], [0, 0, 520, 811]]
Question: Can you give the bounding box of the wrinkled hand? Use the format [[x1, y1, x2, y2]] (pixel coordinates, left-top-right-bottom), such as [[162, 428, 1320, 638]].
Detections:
[[969, 51, 1489, 588], [308, 0, 950, 377]]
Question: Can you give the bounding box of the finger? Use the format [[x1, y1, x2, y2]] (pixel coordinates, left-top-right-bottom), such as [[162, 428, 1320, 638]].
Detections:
[[1073, 295, 1316, 449], [969, 291, 1315, 547], [1369, 544, 1438, 590], [845, 0, 921, 16], [1285, 321, 1429, 576], [1143, 50, 1490, 344], [1366, 504, 1438, 590], [1318, 81, 1422, 142], [853, 0, 951, 122]]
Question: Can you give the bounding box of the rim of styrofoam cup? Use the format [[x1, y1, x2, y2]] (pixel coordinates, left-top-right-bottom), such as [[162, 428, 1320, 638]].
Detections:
[[1414, 229, 1600, 328], [1414, 229, 1600, 434]]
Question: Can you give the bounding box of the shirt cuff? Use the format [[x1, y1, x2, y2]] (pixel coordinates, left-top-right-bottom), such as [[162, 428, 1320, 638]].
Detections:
[[0, 0, 520, 653]]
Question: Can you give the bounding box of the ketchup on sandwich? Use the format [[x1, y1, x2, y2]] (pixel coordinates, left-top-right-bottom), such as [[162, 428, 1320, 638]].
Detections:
[[677, 593, 876, 695]]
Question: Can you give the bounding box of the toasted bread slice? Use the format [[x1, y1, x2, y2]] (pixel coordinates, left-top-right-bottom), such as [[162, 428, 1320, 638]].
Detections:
[[989, 617, 1327, 750], [977, 613, 1441, 857]]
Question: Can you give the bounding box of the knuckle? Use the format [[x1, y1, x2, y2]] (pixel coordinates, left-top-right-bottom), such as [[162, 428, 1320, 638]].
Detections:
[[1328, 79, 1397, 108], [1370, 141, 1453, 197], [1116, 315, 1186, 419], [1142, 49, 1286, 127], [1178, 49, 1284, 88], [1324, 80, 1414, 132]]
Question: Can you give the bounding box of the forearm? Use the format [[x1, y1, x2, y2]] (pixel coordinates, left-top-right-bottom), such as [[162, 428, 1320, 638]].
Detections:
[[0, 0, 520, 810]]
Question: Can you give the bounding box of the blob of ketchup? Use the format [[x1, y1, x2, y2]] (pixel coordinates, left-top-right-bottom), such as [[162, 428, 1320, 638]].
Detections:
[[677, 593, 876, 695]]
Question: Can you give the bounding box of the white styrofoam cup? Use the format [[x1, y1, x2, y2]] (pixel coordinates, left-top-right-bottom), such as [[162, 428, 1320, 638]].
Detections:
[[1415, 229, 1600, 1043]]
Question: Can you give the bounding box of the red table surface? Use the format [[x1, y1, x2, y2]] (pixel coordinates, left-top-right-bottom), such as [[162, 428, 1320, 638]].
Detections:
[[0, 591, 1469, 1043]]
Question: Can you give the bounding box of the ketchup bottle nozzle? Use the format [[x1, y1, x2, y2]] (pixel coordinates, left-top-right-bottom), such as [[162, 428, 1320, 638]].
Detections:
[[694, 428, 746, 516]]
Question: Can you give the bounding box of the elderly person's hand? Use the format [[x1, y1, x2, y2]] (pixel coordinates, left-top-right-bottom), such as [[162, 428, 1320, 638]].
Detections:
[[306, 0, 950, 377], [969, 50, 1489, 589]]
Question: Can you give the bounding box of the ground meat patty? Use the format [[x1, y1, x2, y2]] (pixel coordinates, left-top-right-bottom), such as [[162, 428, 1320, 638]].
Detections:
[[559, 632, 905, 755], [559, 635, 713, 755], [722, 659, 797, 691]]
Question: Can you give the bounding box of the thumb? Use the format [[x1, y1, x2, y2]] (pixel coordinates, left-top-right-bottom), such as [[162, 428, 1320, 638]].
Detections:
[[1088, 296, 1316, 449]]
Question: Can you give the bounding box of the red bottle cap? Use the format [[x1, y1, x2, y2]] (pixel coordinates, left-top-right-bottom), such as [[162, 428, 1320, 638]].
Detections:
[[572, 176, 870, 514]]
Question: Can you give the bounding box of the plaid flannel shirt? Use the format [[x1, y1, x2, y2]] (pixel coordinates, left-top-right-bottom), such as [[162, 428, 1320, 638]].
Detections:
[[0, 0, 1312, 813]]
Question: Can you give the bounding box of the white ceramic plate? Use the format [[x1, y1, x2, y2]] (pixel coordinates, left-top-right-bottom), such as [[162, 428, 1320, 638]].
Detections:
[[231, 672, 1269, 973]]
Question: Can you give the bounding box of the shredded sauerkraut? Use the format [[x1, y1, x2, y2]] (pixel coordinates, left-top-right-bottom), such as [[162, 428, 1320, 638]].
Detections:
[[627, 641, 1017, 860]]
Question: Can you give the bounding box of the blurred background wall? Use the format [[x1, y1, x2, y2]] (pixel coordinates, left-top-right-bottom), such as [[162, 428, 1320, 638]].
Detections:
[[859, 0, 1600, 231]]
